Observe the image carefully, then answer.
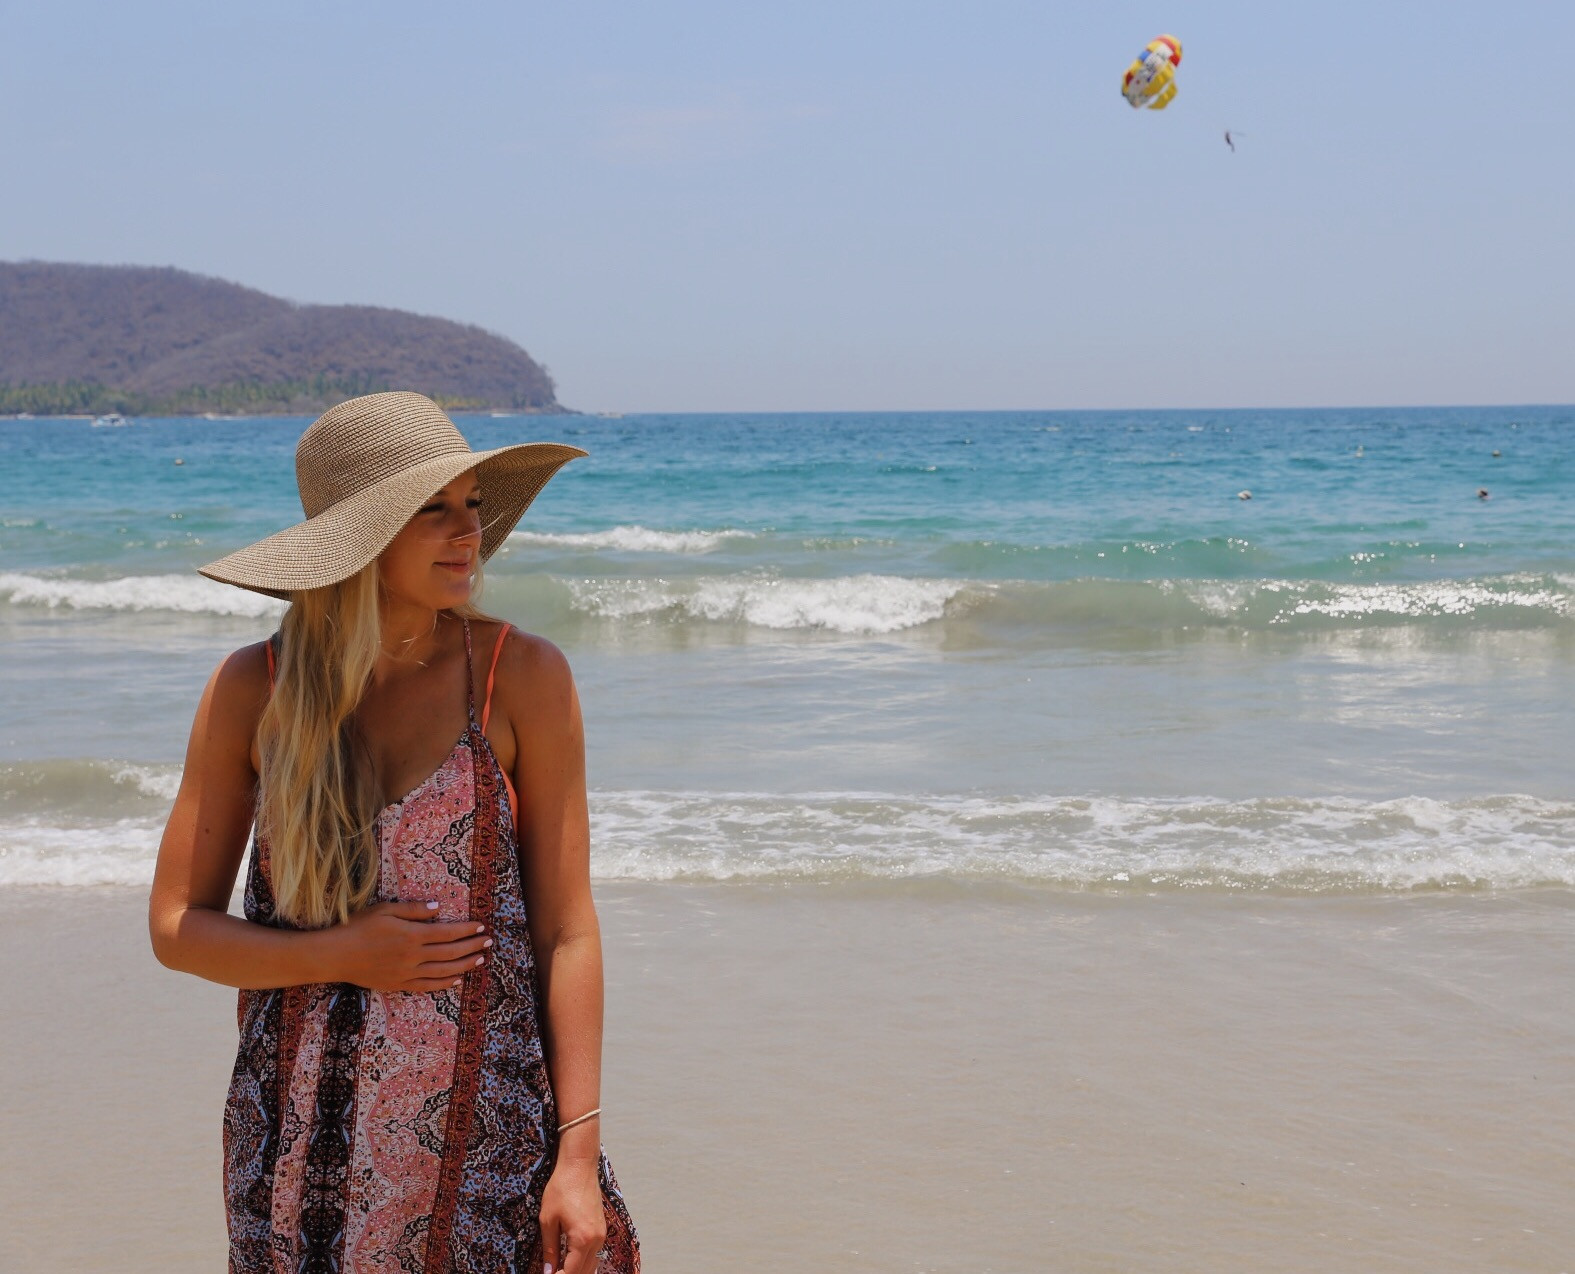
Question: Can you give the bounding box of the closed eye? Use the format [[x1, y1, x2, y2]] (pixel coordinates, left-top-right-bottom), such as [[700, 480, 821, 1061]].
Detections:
[[418, 495, 482, 514]]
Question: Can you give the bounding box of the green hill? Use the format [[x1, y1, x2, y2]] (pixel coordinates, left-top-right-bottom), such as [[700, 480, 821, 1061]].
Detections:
[[0, 262, 562, 415]]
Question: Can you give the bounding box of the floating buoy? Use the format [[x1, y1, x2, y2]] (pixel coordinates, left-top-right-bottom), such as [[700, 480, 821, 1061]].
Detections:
[[174, 457, 185, 465]]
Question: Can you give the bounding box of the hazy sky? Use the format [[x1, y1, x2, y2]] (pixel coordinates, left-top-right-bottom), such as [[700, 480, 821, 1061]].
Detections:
[[2, 1, 1571, 412]]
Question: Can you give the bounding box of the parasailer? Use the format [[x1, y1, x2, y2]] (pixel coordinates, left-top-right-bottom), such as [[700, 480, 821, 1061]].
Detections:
[[1122, 35, 1182, 111]]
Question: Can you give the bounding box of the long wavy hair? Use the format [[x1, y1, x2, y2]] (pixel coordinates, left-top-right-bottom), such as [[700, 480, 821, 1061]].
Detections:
[[257, 560, 488, 928]]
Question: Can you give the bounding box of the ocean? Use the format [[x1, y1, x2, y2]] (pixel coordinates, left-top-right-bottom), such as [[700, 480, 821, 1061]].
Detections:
[[3, 405, 1574, 893]]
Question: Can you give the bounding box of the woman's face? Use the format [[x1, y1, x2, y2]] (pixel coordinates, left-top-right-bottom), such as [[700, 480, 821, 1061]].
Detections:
[[378, 469, 484, 611]]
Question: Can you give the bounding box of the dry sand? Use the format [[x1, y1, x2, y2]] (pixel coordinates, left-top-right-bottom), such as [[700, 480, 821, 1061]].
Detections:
[[1, 882, 1571, 1272]]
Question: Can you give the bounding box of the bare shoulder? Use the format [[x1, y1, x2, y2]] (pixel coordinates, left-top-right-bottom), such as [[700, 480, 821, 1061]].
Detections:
[[482, 621, 578, 735], [199, 639, 274, 766], [210, 639, 273, 713], [500, 624, 575, 695]]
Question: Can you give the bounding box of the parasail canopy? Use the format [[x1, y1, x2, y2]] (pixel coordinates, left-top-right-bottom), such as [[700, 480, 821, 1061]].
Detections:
[[1122, 35, 1183, 111]]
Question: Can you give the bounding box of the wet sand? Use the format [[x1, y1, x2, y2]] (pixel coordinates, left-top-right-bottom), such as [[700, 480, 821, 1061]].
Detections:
[[1, 882, 1571, 1272]]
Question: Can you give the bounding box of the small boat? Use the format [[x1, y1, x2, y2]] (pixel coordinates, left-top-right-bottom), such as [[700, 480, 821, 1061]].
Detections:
[[91, 412, 129, 428]]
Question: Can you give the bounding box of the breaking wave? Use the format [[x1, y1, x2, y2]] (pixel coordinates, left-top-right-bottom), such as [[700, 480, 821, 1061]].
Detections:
[[3, 761, 1572, 893], [5, 568, 1573, 639], [588, 790, 1575, 890], [509, 525, 751, 554], [564, 573, 964, 634], [0, 571, 283, 617]]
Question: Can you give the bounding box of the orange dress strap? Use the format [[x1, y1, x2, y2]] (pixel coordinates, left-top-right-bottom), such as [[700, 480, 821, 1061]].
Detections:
[[264, 637, 276, 690], [481, 623, 509, 733], [479, 624, 518, 823]]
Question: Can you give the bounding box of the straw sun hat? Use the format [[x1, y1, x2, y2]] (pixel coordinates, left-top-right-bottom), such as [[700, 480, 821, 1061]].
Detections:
[[199, 391, 586, 599]]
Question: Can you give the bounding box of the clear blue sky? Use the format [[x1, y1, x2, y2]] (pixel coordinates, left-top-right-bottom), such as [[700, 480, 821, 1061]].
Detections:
[[2, 1, 1570, 412]]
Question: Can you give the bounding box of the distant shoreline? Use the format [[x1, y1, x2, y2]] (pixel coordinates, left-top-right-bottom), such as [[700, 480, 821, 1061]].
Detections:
[[0, 406, 585, 421], [1, 262, 564, 417], [5, 404, 1572, 421]]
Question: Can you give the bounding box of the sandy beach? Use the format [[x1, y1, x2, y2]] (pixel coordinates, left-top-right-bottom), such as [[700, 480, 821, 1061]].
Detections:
[[2, 881, 1570, 1272], [7, 0, 1575, 1263]]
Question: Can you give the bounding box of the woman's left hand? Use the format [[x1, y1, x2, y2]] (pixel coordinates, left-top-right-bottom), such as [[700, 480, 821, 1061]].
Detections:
[[540, 1156, 607, 1274]]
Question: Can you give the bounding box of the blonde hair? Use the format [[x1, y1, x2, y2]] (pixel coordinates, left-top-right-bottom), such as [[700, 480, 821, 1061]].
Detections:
[[258, 560, 488, 928]]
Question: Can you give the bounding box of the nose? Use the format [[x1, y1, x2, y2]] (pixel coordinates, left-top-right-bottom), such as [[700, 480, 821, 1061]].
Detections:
[[448, 505, 483, 545]]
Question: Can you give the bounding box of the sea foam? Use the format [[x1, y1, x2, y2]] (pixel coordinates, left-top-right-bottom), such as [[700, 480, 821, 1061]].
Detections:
[[587, 790, 1575, 890], [0, 572, 283, 617], [5, 773, 1572, 892], [1181, 575, 1575, 625], [510, 525, 750, 554], [0, 821, 168, 887], [557, 572, 1575, 637], [566, 573, 965, 634], [4, 565, 1571, 638]]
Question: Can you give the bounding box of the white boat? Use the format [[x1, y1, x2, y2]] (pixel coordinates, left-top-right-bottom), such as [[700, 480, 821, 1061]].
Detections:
[[91, 412, 129, 428]]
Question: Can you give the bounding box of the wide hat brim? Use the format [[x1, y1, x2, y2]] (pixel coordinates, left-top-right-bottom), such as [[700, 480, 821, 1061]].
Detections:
[[199, 441, 586, 600]]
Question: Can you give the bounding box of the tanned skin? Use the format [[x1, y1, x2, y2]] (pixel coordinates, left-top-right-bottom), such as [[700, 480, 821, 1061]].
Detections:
[[148, 470, 609, 1272]]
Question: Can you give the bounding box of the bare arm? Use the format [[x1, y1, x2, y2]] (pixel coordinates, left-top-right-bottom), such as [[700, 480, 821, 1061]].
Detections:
[[501, 632, 608, 1269], [508, 634, 605, 1153], [148, 642, 490, 992]]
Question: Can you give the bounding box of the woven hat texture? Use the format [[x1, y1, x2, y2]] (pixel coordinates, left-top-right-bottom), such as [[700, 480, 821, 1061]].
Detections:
[[199, 391, 585, 598]]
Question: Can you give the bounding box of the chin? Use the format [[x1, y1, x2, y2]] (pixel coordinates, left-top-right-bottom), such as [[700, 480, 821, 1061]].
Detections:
[[389, 579, 472, 611], [427, 566, 475, 606]]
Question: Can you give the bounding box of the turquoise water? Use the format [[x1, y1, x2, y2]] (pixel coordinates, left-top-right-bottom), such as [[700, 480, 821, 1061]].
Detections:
[[3, 406, 1574, 890]]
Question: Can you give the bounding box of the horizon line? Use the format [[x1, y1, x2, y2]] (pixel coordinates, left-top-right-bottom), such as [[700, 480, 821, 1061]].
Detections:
[[6, 401, 1569, 422]]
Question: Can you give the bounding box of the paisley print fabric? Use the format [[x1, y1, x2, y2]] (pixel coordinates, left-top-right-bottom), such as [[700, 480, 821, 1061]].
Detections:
[[223, 621, 640, 1273]]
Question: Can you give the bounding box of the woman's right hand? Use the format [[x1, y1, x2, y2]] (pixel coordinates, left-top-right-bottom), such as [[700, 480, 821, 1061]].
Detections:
[[323, 900, 492, 992]]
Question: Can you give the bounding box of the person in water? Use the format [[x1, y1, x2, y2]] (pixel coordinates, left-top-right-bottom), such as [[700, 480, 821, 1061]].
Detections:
[[148, 392, 640, 1274]]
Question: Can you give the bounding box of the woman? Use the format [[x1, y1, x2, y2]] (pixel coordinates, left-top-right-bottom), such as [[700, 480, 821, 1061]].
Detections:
[[148, 392, 640, 1274]]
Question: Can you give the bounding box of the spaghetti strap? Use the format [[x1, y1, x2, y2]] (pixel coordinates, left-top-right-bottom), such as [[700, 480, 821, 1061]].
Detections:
[[460, 615, 476, 721], [264, 636, 276, 691], [481, 624, 510, 733], [477, 622, 518, 822]]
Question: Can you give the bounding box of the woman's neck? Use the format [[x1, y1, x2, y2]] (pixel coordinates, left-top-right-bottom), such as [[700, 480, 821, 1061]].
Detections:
[[376, 601, 450, 674]]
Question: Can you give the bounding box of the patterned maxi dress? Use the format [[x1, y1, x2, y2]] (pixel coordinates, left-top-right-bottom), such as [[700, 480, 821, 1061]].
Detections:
[[223, 620, 640, 1273]]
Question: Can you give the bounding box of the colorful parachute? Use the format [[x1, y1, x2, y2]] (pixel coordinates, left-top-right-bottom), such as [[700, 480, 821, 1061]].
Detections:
[[1121, 35, 1182, 111]]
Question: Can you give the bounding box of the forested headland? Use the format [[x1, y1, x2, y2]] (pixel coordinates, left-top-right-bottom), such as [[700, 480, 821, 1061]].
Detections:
[[0, 262, 563, 416]]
